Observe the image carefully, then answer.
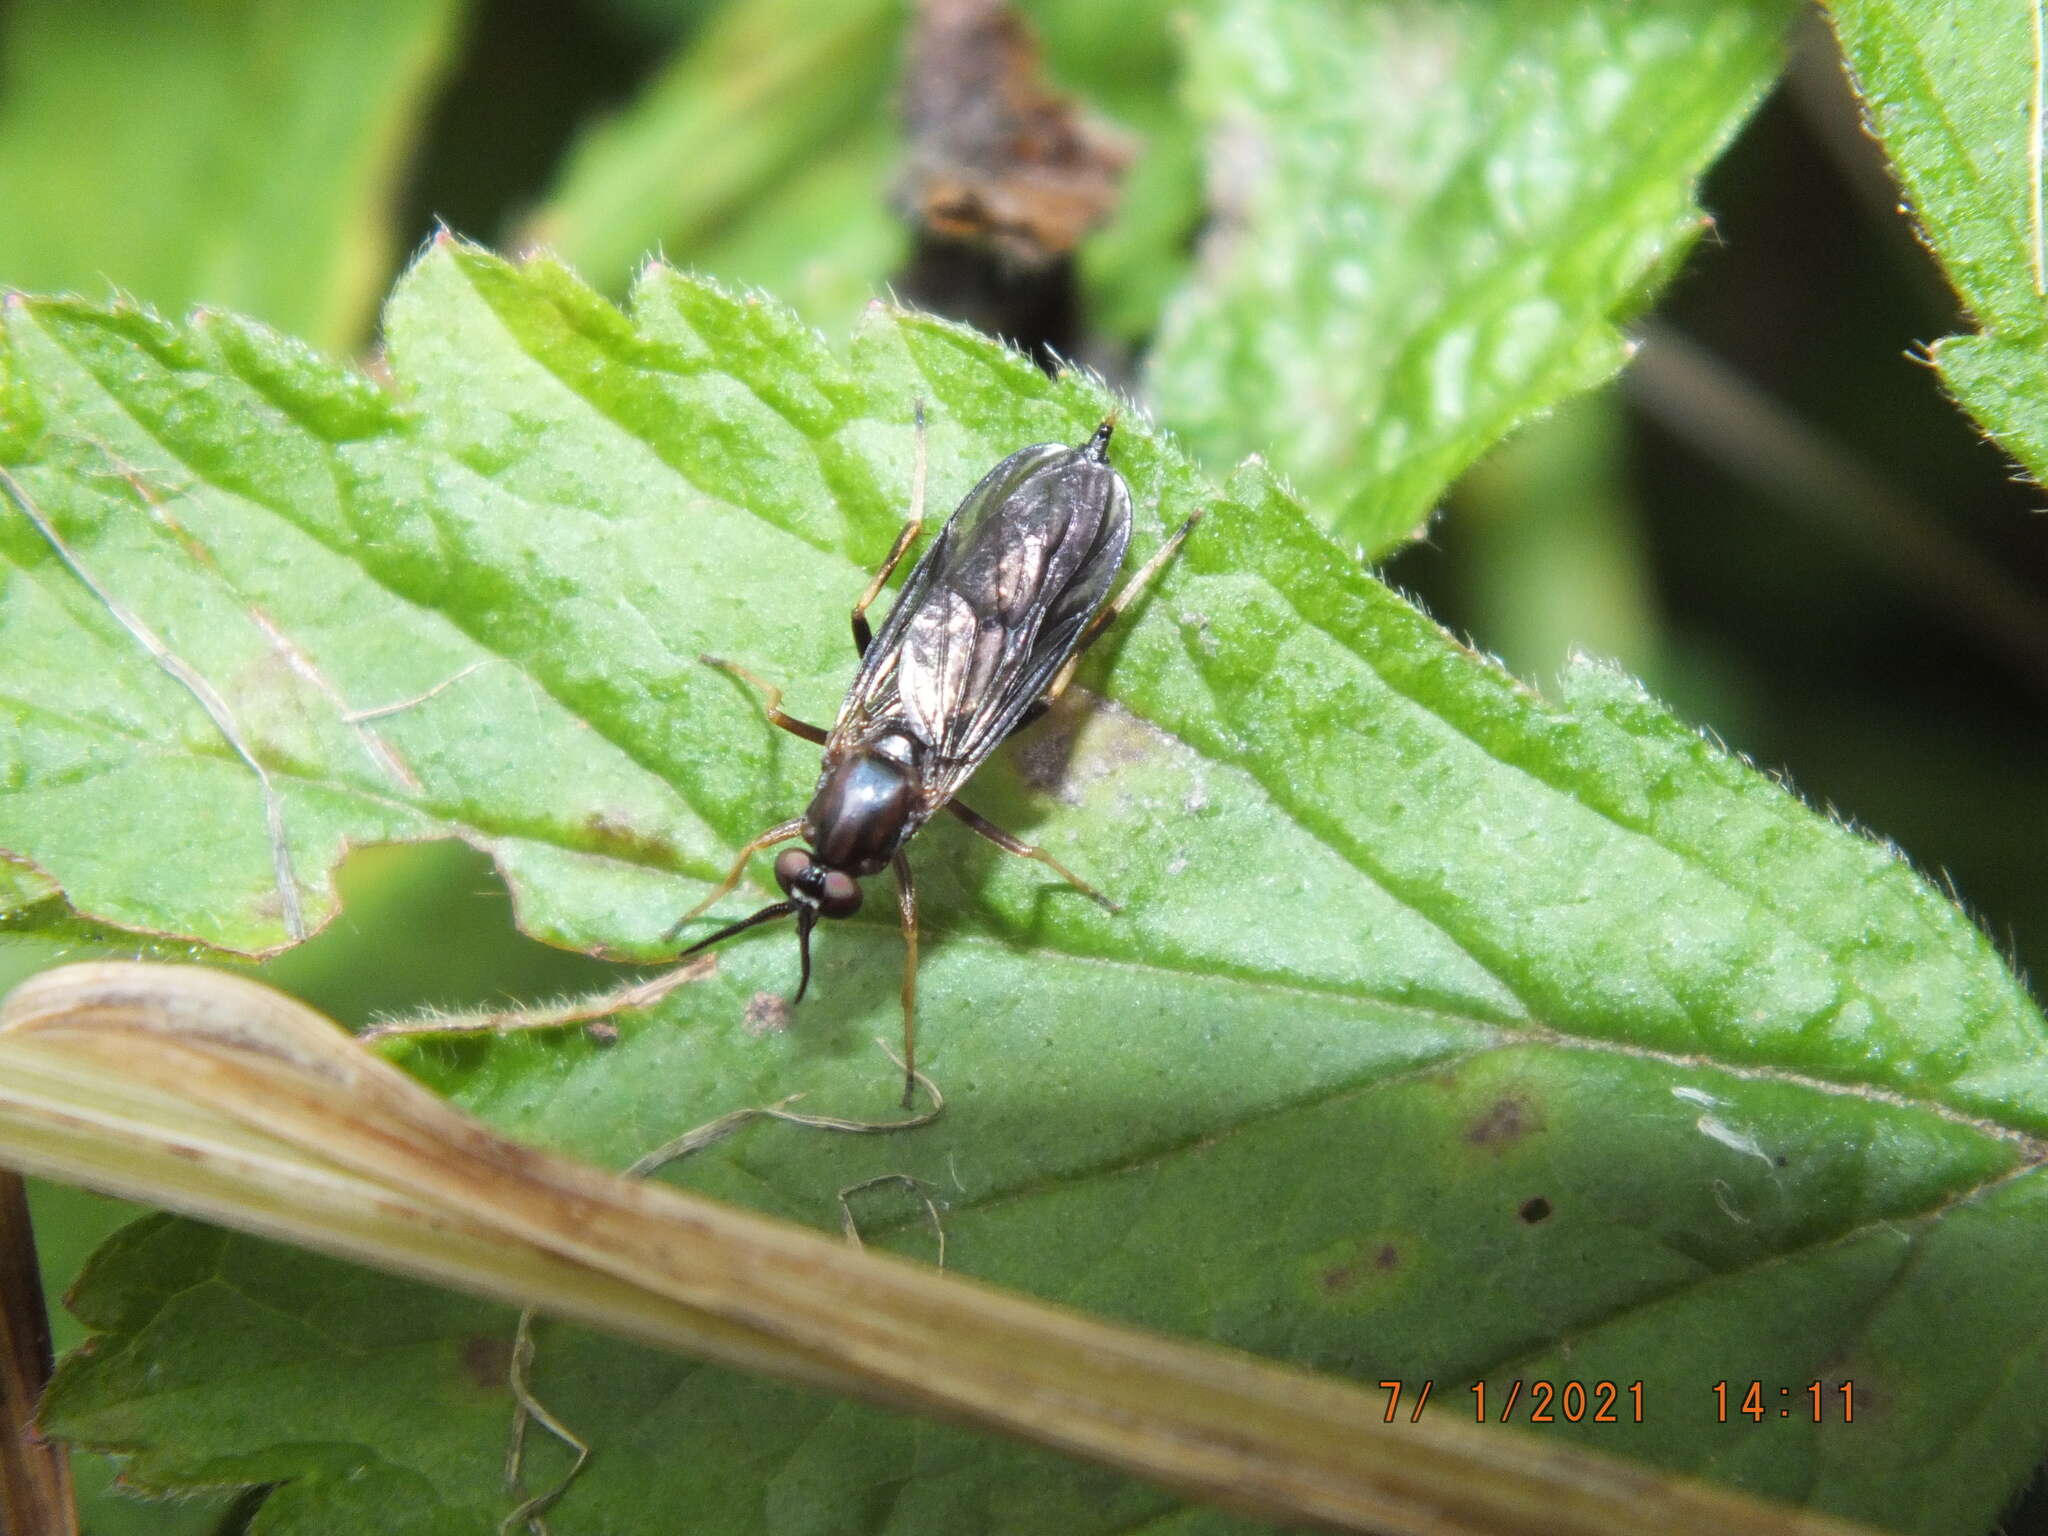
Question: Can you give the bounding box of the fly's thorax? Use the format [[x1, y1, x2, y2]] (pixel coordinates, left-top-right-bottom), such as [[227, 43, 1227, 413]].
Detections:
[[803, 731, 924, 877]]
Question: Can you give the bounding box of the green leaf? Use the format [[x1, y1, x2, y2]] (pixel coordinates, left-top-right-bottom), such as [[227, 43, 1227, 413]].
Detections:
[[1145, 0, 1796, 555], [1824, 0, 2048, 480], [5, 244, 2047, 1533], [0, 0, 466, 354], [0, 857, 60, 921], [18, 1183, 235, 1536]]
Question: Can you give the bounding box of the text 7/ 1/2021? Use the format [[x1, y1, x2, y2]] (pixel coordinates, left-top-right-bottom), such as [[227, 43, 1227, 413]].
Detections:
[[1377, 1381, 1648, 1423]]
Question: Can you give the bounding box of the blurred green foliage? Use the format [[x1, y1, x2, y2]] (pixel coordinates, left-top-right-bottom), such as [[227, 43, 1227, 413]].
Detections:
[[3, 0, 2047, 1531], [0, 0, 465, 352], [527, 0, 905, 299]]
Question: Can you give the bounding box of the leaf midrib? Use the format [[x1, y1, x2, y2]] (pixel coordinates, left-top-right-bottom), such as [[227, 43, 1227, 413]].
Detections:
[[804, 1017, 2039, 1392]]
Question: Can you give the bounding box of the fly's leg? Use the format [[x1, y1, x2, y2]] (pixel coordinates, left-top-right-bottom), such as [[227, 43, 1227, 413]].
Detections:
[[662, 817, 805, 942], [851, 517, 922, 658], [944, 799, 1121, 912], [1027, 507, 1204, 721], [892, 853, 921, 1109], [1095, 506, 1205, 648], [852, 400, 929, 657], [700, 654, 828, 744]]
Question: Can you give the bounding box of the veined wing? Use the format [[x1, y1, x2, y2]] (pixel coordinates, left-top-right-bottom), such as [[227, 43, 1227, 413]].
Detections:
[[837, 430, 1132, 805]]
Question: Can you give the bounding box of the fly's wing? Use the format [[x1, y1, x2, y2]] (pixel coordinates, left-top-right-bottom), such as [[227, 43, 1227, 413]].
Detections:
[[836, 435, 1132, 806], [899, 439, 1132, 798]]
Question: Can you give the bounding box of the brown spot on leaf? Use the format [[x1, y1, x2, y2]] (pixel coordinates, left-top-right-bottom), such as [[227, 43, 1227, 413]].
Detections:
[[580, 812, 678, 865], [1011, 706, 1083, 800], [1318, 1261, 1362, 1295], [459, 1333, 514, 1389], [1466, 1094, 1542, 1151], [1318, 1241, 1403, 1295], [744, 991, 792, 1036], [1519, 1196, 1553, 1224], [1010, 692, 1163, 807]]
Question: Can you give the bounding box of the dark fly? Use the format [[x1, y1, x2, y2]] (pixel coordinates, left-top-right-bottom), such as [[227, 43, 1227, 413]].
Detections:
[[667, 409, 1198, 1106]]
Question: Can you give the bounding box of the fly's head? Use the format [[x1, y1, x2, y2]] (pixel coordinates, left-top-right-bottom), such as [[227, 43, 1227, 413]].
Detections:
[[761, 732, 925, 1004], [674, 735, 924, 1010], [772, 846, 863, 918], [673, 841, 861, 1007], [769, 844, 862, 1005]]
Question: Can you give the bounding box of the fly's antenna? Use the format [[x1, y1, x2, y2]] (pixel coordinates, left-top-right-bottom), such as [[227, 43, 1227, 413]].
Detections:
[[793, 905, 819, 1002], [1083, 415, 1116, 462], [675, 899, 799, 960]]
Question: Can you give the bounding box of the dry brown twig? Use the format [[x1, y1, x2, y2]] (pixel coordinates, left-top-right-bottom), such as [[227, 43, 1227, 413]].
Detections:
[[0, 962, 1882, 1536]]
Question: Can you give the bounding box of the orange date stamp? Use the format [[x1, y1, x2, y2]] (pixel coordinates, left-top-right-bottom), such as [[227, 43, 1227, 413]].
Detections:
[[1377, 1380, 1647, 1423], [1373, 1379, 1857, 1424]]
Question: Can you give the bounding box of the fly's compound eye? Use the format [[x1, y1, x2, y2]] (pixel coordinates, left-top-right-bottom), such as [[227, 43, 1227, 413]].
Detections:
[[773, 847, 814, 896], [818, 869, 862, 918]]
